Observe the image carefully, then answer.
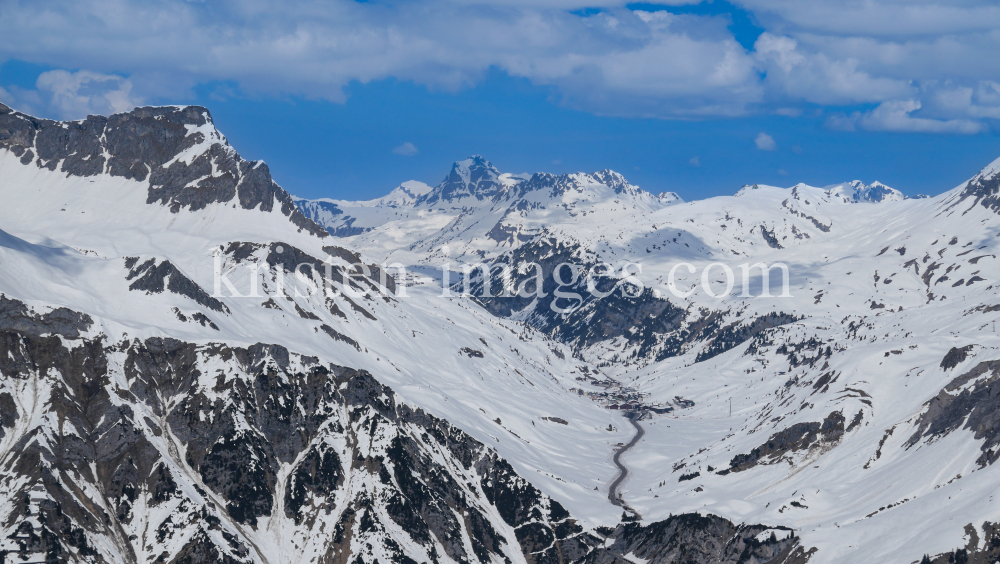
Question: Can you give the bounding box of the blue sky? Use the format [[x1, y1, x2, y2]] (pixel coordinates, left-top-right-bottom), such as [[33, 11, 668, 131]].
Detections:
[[2, 1, 1000, 201]]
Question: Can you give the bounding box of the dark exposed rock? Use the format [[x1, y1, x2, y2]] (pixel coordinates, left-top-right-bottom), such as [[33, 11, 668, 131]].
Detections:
[[541, 417, 568, 425], [695, 312, 800, 363], [127, 258, 230, 314], [906, 360, 1000, 467], [221, 241, 395, 295], [760, 225, 783, 249], [955, 166, 1000, 214], [921, 522, 1000, 564], [0, 293, 93, 338], [577, 513, 803, 564], [199, 431, 276, 527], [470, 238, 691, 360], [323, 245, 396, 294], [941, 346, 974, 370], [0, 392, 16, 439], [320, 324, 361, 350], [0, 298, 809, 562], [507, 169, 641, 201], [293, 199, 344, 237], [461, 347, 485, 358], [464, 238, 796, 366], [168, 529, 251, 564], [0, 327, 165, 564], [778, 339, 832, 371], [284, 444, 343, 525], [726, 412, 845, 473], [419, 155, 505, 205], [190, 312, 220, 330], [0, 103, 327, 238]]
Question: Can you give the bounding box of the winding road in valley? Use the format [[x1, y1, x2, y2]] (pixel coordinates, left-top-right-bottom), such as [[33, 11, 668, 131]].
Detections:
[[609, 415, 645, 509]]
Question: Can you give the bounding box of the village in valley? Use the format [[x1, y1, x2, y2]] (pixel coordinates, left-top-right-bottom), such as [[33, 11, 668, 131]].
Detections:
[[569, 370, 694, 419]]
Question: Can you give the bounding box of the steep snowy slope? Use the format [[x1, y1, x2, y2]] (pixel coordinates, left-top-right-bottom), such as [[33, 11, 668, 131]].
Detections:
[[425, 162, 1000, 563], [823, 180, 907, 203], [301, 148, 1000, 563], [0, 103, 808, 564], [297, 155, 683, 266], [4, 99, 1000, 564]]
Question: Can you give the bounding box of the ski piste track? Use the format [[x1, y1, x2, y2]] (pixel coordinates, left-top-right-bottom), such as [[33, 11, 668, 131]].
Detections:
[[608, 415, 645, 513]]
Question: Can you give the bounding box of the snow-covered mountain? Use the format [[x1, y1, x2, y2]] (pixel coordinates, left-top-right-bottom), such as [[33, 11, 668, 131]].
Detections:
[[3, 101, 1000, 564], [0, 103, 801, 564], [823, 180, 907, 203], [297, 153, 1000, 563], [296, 155, 683, 266]]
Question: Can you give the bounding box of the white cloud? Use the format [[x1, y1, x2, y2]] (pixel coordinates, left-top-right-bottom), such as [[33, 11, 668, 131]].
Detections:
[[393, 142, 420, 156], [925, 81, 1000, 120], [35, 70, 142, 120], [754, 33, 914, 106], [737, 0, 1000, 37], [689, 156, 700, 167], [755, 132, 777, 150], [0, 0, 997, 129], [826, 100, 985, 134], [0, 1, 761, 119], [2, 70, 142, 120]]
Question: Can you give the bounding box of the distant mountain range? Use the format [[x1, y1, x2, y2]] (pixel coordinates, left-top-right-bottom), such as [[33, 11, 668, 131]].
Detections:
[[1, 101, 999, 564]]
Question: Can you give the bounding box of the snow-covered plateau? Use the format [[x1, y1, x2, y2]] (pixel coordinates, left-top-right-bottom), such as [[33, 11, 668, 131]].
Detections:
[[1, 103, 999, 564]]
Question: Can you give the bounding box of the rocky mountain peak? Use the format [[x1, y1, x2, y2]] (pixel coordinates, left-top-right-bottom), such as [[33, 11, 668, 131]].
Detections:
[[379, 180, 434, 207], [590, 169, 637, 195], [0, 103, 328, 237], [657, 190, 682, 203], [823, 180, 905, 203], [955, 154, 1000, 213], [420, 154, 508, 205], [854, 180, 905, 202]]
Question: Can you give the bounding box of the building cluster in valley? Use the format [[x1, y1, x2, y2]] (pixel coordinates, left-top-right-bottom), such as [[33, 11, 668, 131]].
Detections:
[[570, 373, 693, 418]]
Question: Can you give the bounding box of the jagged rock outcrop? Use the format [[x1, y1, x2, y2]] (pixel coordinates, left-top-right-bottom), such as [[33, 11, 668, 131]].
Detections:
[[0, 293, 803, 563], [0, 103, 327, 237]]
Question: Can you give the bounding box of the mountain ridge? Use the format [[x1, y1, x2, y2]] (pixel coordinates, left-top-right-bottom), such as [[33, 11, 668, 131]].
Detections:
[[3, 104, 1000, 564], [0, 102, 328, 239]]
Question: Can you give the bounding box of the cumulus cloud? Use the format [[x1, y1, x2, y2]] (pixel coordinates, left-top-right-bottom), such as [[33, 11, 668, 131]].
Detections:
[[755, 132, 777, 150], [737, 0, 1000, 37], [753, 33, 914, 106], [925, 81, 1000, 120], [740, 2, 1000, 128], [0, 1, 764, 119], [826, 100, 985, 134], [0, 0, 997, 130], [2, 70, 142, 120], [393, 142, 420, 156], [38, 70, 141, 119]]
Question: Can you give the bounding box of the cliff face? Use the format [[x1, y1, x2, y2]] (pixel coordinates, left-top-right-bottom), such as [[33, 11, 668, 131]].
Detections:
[[0, 293, 799, 563], [8, 102, 1000, 564], [0, 103, 327, 237]]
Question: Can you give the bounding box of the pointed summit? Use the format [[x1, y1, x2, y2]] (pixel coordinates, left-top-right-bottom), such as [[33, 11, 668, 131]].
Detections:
[[854, 181, 905, 203], [0, 103, 328, 237], [957, 154, 1000, 213], [420, 155, 507, 205], [825, 180, 905, 203]]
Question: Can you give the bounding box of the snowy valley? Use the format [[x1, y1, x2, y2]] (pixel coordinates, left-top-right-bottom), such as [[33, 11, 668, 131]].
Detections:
[[1, 103, 999, 564]]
